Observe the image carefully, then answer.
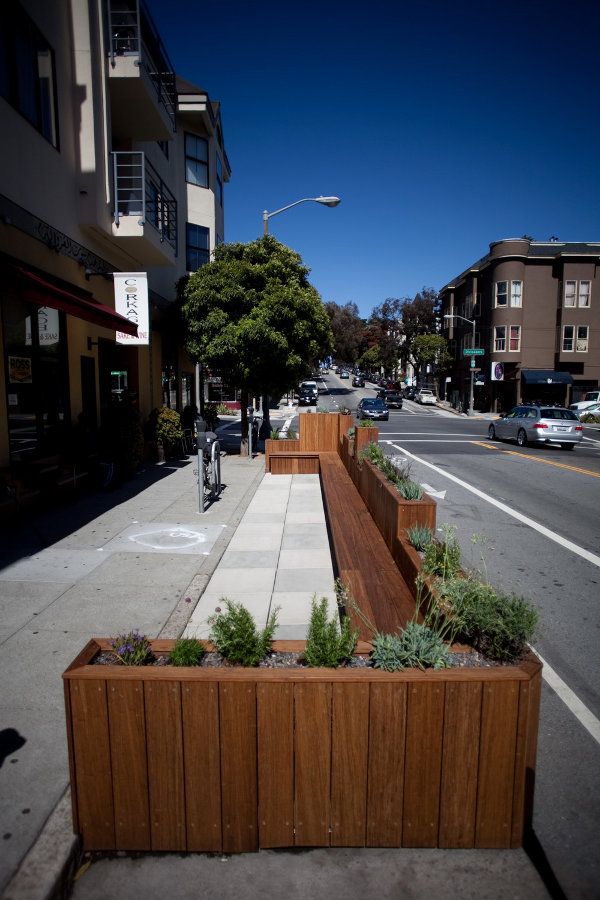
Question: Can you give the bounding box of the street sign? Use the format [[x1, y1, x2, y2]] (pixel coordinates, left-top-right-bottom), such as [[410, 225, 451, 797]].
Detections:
[[470, 358, 475, 369], [463, 348, 485, 356]]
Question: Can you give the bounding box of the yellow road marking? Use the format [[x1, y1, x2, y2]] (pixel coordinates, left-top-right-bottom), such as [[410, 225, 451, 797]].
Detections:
[[469, 441, 600, 476], [503, 450, 600, 478], [471, 441, 501, 450]]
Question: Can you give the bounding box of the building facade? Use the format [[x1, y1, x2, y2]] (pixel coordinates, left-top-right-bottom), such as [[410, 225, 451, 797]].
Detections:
[[0, 0, 230, 468], [439, 239, 600, 412]]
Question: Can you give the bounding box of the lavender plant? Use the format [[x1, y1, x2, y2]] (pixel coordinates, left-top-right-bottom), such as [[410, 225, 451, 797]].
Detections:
[[110, 630, 152, 666]]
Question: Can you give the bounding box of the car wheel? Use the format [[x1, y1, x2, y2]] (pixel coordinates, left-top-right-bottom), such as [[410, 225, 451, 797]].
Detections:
[[561, 443, 574, 451], [488, 424, 496, 440], [517, 429, 527, 447]]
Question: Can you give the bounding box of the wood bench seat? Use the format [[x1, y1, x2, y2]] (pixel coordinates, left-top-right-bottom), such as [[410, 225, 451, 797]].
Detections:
[[318, 452, 419, 641], [268, 451, 320, 475]]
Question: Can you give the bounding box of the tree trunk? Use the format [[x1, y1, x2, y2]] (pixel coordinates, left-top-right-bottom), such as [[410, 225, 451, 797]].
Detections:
[[240, 388, 249, 457]]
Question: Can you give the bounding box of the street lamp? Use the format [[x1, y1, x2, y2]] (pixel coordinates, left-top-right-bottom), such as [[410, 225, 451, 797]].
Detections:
[[263, 196, 341, 235], [258, 194, 341, 439], [444, 313, 477, 416]]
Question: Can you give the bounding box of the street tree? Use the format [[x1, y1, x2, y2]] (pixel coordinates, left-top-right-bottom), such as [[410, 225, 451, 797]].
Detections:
[[411, 333, 452, 384], [324, 301, 365, 364], [397, 288, 439, 370], [357, 344, 383, 374], [182, 236, 333, 454]]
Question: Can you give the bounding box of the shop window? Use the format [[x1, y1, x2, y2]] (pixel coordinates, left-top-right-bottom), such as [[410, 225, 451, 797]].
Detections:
[[576, 326, 589, 352], [494, 325, 506, 351]]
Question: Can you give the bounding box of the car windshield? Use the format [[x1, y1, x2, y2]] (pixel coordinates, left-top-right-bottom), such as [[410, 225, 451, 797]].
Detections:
[[540, 409, 578, 420], [362, 399, 385, 409], [584, 392, 599, 401], [419, 390, 433, 395]]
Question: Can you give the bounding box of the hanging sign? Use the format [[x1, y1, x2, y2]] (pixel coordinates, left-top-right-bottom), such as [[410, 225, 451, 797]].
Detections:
[[114, 272, 149, 345], [491, 362, 504, 381]]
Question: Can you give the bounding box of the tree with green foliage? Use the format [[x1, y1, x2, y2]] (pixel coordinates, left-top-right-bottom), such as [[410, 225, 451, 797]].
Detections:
[[357, 344, 383, 374], [324, 300, 366, 364], [412, 334, 452, 383], [181, 236, 333, 453]]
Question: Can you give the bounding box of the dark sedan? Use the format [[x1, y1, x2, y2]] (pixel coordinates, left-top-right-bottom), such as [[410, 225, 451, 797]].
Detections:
[[298, 388, 317, 406], [356, 397, 389, 421], [352, 375, 365, 387]]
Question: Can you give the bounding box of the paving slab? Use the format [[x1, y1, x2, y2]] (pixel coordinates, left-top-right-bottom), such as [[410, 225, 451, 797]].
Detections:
[[274, 567, 335, 593], [0, 549, 108, 584]]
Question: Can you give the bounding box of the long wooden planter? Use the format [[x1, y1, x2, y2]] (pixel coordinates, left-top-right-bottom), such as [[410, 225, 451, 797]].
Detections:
[[351, 457, 437, 541], [64, 639, 541, 854]]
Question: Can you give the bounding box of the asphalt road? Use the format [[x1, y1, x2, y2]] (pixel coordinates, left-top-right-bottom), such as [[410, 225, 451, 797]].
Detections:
[[294, 371, 600, 898]]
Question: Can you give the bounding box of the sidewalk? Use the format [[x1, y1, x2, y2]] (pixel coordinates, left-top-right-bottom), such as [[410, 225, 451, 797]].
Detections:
[[0, 447, 265, 899]]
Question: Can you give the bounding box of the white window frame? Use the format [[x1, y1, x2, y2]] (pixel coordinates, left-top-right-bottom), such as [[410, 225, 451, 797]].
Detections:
[[495, 281, 508, 307], [564, 281, 576, 307], [509, 325, 521, 352], [578, 281, 591, 307], [510, 280, 522, 307], [576, 325, 589, 352], [494, 325, 506, 351], [562, 325, 574, 352]]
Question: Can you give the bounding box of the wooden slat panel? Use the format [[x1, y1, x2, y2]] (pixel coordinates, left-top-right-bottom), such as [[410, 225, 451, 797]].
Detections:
[[257, 683, 294, 847], [475, 680, 519, 848], [107, 680, 150, 850], [69, 679, 115, 850], [182, 682, 222, 852], [145, 681, 185, 850], [331, 683, 370, 845], [402, 681, 445, 847], [438, 681, 482, 848], [294, 682, 331, 846], [220, 682, 258, 852], [63, 681, 80, 835], [366, 682, 406, 846], [511, 670, 541, 847]]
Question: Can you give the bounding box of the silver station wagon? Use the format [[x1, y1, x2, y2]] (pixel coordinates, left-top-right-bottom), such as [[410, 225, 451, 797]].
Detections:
[[488, 405, 583, 450]]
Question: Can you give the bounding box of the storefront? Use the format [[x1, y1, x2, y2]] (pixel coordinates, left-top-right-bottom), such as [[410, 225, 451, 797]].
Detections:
[[1, 259, 137, 466], [520, 370, 573, 407]]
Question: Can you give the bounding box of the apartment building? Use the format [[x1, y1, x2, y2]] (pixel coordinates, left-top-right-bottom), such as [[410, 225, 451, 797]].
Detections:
[[439, 239, 600, 412], [0, 0, 230, 468]]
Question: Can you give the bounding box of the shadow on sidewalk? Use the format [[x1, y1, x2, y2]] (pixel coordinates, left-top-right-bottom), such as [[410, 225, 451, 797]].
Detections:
[[0, 458, 194, 571]]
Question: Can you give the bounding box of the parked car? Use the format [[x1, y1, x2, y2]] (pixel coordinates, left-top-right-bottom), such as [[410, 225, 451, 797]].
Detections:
[[416, 389, 437, 405], [340, 371, 349, 379], [402, 386, 418, 401], [356, 397, 389, 421], [578, 402, 600, 417], [488, 405, 583, 450], [570, 391, 600, 413], [352, 375, 365, 387]]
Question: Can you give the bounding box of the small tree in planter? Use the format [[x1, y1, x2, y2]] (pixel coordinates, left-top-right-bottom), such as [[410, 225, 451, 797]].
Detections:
[[155, 407, 184, 458]]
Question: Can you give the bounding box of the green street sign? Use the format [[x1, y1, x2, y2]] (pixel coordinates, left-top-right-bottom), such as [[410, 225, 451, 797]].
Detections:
[[463, 348, 485, 356]]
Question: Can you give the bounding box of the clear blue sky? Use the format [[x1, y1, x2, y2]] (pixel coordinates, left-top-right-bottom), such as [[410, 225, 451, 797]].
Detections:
[[147, 0, 599, 319]]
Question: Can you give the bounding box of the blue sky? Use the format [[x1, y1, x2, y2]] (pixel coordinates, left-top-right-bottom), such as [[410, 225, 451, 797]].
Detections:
[[147, 0, 599, 318]]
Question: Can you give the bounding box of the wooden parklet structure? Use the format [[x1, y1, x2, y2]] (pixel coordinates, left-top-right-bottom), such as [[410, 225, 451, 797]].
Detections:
[[63, 414, 542, 853]]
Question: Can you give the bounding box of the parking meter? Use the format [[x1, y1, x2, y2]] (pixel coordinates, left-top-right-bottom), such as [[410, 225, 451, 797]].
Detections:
[[247, 405, 254, 457]]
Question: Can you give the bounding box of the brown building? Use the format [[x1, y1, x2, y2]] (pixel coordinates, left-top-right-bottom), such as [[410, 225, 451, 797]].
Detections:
[[439, 239, 600, 412]]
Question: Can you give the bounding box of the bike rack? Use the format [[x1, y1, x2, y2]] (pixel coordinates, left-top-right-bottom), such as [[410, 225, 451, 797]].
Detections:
[[197, 434, 221, 514]]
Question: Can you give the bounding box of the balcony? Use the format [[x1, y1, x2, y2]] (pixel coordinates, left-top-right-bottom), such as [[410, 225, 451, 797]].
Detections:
[[111, 152, 177, 265], [106, 0, 177, 140]]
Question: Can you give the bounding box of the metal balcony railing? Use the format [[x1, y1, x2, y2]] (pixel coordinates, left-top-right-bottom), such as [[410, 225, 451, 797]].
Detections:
[[107, 0, 177, 131], [112, 151, 177, 253]]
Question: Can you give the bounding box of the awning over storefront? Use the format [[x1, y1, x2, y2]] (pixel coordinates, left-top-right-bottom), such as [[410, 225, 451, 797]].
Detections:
[[520, 370, 573, 385], [12, 265, 138, 336]]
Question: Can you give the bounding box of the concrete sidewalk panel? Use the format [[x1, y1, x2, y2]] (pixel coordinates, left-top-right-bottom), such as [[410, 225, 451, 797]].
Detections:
[[100, 522, 225, 555], [218, 550, 280, 568], [204, 568, 277, 595], [277, 549, 333, 569], [0, 549, 108, 584], [77, 551, 204, 586], [274, 568, 335, 593], [0, 582, 66, 642]]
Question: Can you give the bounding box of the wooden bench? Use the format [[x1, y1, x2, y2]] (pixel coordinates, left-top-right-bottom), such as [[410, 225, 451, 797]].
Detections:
[[268, 451, 320, 474], [319, 452, 419, 641]]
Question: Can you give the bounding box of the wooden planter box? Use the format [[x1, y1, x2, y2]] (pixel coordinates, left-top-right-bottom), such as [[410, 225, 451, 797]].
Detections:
[[64, 640, 541, 854], [354, 426, 380, 458], [351, 459, 437, 546]]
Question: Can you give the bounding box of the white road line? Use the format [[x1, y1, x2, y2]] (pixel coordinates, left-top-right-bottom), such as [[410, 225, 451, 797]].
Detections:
[[382, 432, 483, 436], [534, 649, 600, 746], [385, 441, 600, 568]]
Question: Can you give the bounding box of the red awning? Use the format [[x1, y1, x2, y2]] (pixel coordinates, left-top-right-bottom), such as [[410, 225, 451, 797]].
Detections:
[[12, 265, 138, 336]]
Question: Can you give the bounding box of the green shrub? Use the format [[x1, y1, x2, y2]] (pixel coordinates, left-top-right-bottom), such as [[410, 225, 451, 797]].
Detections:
[[208, 599, 279, 666], [356, 418, 374, 427], [371, 623, 451, 671], [203, 403, 219, 430], [450, 581, 537, 662], [169, 638, 205, 667], [580, 413, 600, 424], [270, 428, 281, 440], [422, 524, 462, 578], [286, 427, 297, 439], [216, 402, 234, 415], [303, 596, 358, 668], [155, 406, 184, 450], [396, 480, 423, 500], [407, 525, 434, 551], [347, 426, 356, 439], [110, 630, 152, 666], [359, 441, 386, 466]]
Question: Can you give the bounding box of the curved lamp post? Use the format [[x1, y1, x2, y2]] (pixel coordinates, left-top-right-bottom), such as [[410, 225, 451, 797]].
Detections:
[[444, 313, 476, 416], [263, 196, 341, 235], [258, 195, 341, 439]]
